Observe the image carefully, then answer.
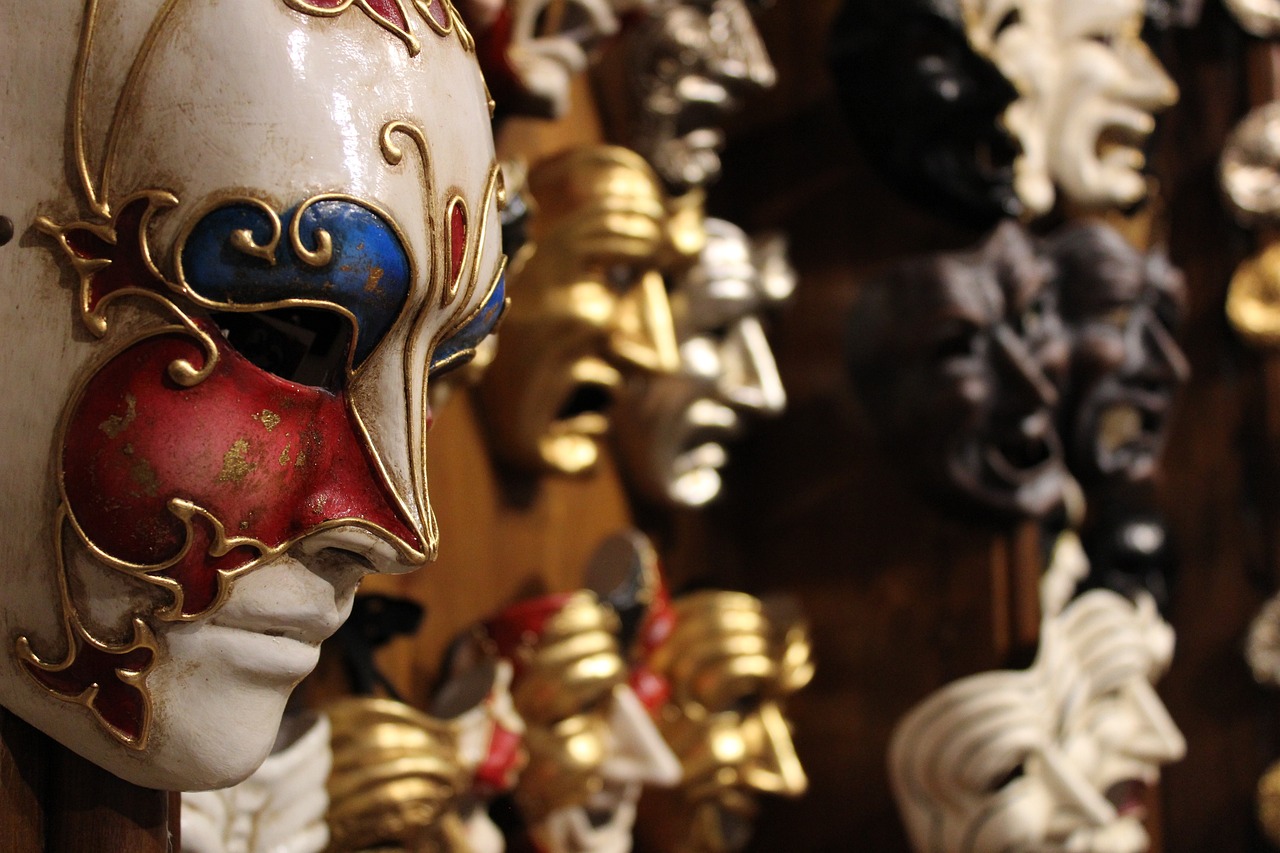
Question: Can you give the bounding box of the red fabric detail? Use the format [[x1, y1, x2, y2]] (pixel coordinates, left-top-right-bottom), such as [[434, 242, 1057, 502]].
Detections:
[[484, 593, 576, 662], [473, 723, 524, 796], [449, 202, 468, 289], [64, 197, 168, 316], [23, 639, 153, 742], [629, 667, 671, 715], [62, 324, 420, 619]]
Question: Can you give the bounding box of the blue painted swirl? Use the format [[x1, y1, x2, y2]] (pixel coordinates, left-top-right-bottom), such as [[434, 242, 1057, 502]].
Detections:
[[430, 272, 507, 376], [181, 199, 411, 368]]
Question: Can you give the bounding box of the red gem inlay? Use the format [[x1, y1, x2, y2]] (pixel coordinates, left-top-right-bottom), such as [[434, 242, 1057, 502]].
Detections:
[[449, 201, 467, 289]]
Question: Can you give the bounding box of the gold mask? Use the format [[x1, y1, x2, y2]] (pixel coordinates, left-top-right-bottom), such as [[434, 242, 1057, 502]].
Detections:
[[477, 146, 700, 474], [482, 590, 681, 849], [641, 591, 813, 853], [326, 697, 490, 853]]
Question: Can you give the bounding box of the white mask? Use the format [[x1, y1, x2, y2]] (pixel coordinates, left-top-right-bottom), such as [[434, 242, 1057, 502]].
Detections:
[[1, 0, 504, 790], [890, 534, 1186, 852], [963, 0, 1177, 215], [614, 218, 793, 507], [181, 712, 332, 853]]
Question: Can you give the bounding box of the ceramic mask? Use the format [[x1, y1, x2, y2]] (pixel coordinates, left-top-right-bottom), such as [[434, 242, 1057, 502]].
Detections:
[[1221, 102, 1280, 228], [829, 0, 1023, 226], [613, 219, 793, 507], [631, 590, 812, 853], [847, 221, 1069, 523], [962, 0, 1178, 216], [621, 0, 777, 191], [1046, 222, 1188, 491], [0, 0, 505, 790], [182, 711, 332, 853], [483, 591, 682, 853], [325, 661, 526, 853], [890, 533, 1185, 853], [467, 0, 652, 118], [1224, 0, 1280, 36], [477, 146, 696, 475]]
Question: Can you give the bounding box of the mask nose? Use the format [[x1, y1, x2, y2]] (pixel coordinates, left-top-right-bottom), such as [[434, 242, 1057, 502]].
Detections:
[[739, 703, 807, 797], [602, 685, 682, 787], [608, 271, 682, 374], [992, 325, 1060, 409], [1039, 744, 1117, 827], [713, 0, 777, 93], [717, 316, 786, 415], [1124, 681, 1187, 764], [1133, 309, 1190, 386]]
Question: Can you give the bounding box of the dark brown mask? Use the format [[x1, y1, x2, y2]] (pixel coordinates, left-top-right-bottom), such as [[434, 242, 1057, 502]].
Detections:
[[847, 221, 1069, 523]]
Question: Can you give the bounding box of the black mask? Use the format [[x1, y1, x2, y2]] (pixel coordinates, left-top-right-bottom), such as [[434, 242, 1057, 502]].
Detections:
[[1046, 222, 1189, 492], [847, 221, 1069, 523], [829, 0, 1022, 227]]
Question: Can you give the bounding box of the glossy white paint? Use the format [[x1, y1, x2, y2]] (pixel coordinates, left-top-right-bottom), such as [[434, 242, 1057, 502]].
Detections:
[[1, 0, 501, 789]]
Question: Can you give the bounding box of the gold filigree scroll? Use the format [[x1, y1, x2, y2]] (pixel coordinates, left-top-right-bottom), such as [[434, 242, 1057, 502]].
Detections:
[[284, 0, 474, 57], [15, 508, 158, 749]]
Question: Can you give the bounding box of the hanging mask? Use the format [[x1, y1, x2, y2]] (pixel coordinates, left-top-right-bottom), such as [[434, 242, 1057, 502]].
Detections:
[[1045, 222, 1188, 492], [890, 533, 1185, 853], [182, 711, 332, 853], [962, 0, 1177, 216], [477, 146, 695, 475], [324, 661, 526, 853], [618, 0, 777, 191], [613, 219, 794, 507], [829, 0, 1023, 226], [847, 221, 1069, 523], [1, 0, 505, 789], [481, 591, 682, 853], [632, 590, 812, 853], [464, 0, 652, 118], [1223, 0, 1280, 36]]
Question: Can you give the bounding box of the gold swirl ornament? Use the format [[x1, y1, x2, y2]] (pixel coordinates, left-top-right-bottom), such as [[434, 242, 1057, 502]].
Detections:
[[1227, 242, 1280, 347], [325, 697, 473, 853]]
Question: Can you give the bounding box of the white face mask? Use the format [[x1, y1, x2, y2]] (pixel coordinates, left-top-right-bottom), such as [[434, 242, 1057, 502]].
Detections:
[[1224, 0, 1280, 36], [1, 0, 504, 790], [963, 0, 1177, 216], [613, 219, 793, 507], [891, 534, 1186, 853]]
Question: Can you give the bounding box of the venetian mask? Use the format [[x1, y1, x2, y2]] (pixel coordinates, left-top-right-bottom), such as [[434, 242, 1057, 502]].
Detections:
[[482, 591, 681, 853], [1045, 222, 1188, 491], [1224, 0, 1280, 36], [829, 0, 1023, 226], [1221, 102, 1280, 229], [182, 711, 332, 853], [963, 0, 1178, 217], [465, 0, 651, 118], [890, 533, 1186, 853], [620, 0, 777, 191], [477, 146, 697, 475], [613, 218, 793, 507], [847, 221, 1069, 523], [632, 590, 812, 853], [325, 661, 526, 853], [0, 0, 505, 789]]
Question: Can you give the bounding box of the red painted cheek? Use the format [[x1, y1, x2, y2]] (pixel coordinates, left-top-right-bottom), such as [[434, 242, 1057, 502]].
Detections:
[[62, 323, 420, 618]]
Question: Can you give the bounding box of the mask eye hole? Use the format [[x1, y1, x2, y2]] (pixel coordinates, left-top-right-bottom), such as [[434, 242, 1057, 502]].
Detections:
[[212, 307, 352, 390]]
